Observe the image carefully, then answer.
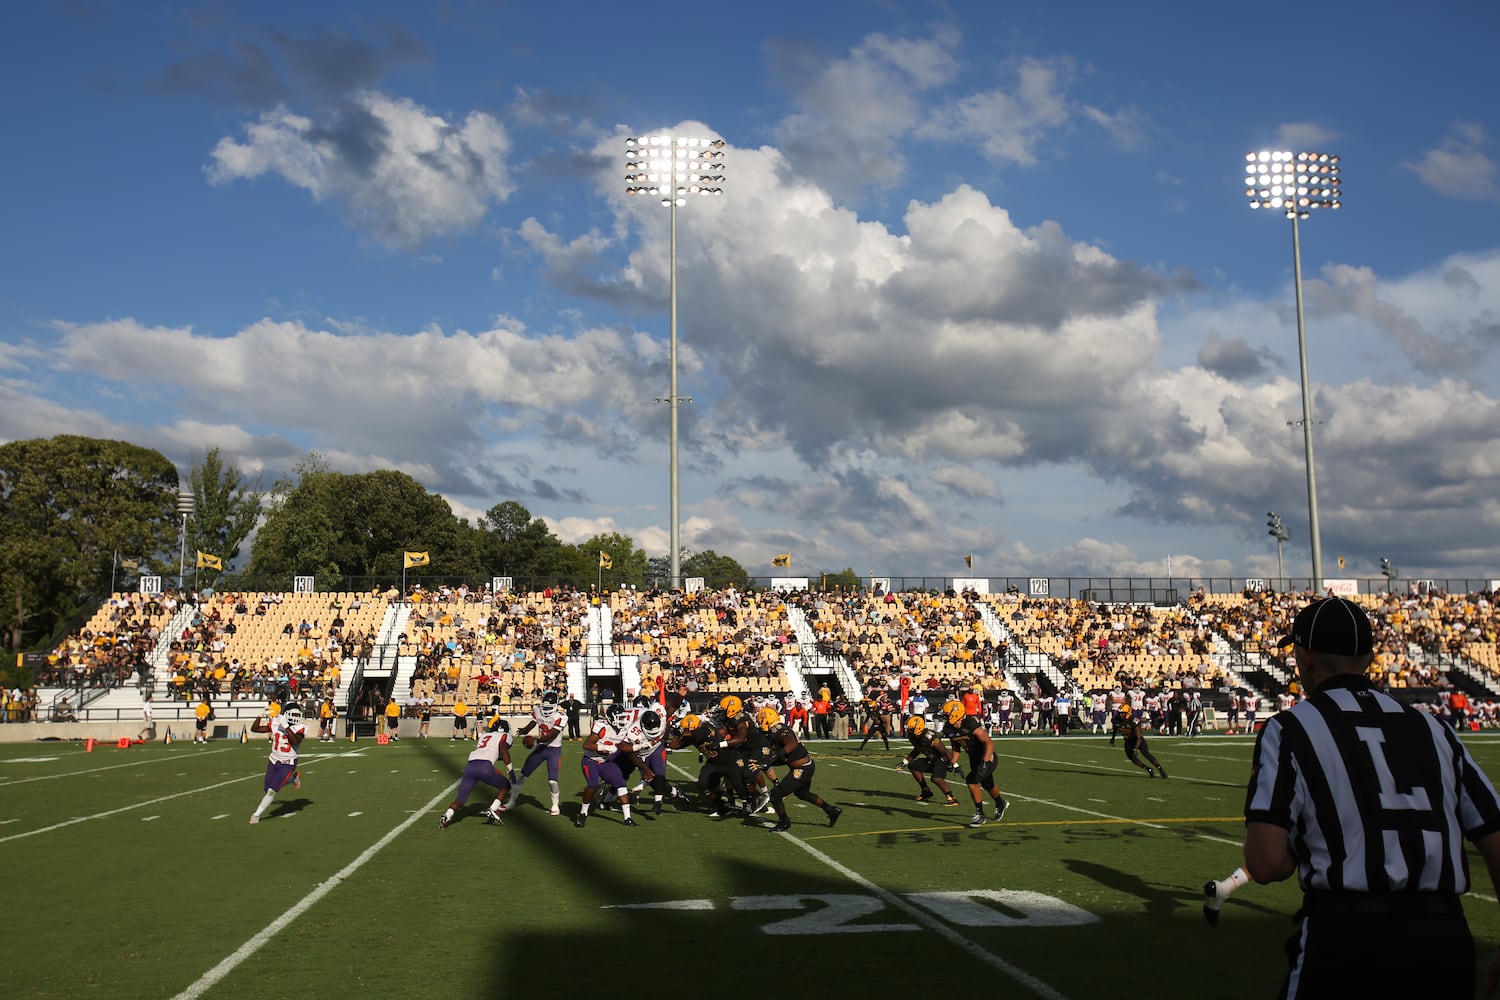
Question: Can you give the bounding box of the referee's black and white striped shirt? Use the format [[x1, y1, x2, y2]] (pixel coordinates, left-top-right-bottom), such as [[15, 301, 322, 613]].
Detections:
[[1245, 674, 1500, 894]]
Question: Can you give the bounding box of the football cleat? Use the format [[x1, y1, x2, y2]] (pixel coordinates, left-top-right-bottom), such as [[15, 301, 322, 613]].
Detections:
[[622, 817, 638, 827], [481, 808, 504, 825], [574, 813, 587, 828], [439, 813, 451, 830], [752, 791, 772, 815], [1158, 768, 1169, 779], [968, 813, 986, 828], [651, 801, 663, 816], [549, 805, 560, 816], [993, 797, 1010, 823], [918, 787, 934, 802], [770, 819, 792, 833], [944, 796, 960, 807], [827, 806, 843, 828], [1203, 881, 1222, 928], [248, 815, 259, 824], [496, 800, 511, 812]]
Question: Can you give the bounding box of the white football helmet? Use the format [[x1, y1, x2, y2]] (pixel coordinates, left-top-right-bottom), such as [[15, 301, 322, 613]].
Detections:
[[283, 706, 303, 726]]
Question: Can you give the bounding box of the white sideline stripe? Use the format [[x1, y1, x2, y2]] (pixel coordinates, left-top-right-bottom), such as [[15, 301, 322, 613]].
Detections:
[[172, 780, 457, 1000], [0, 747, 233, 787], [0, 748, 355, 845], [663, 758, 1069, 1000]]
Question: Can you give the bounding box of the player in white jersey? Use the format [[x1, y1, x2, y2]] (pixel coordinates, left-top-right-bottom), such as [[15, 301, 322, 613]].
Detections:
[[441, 717, 515, 828], [1018, 696, 1035, 733], [248, 705, 306, 824], [603, 708, 671, 815], [502, 691, 566, 815], [576, 704, 651, 827], [1242, 692, 1260, 730]]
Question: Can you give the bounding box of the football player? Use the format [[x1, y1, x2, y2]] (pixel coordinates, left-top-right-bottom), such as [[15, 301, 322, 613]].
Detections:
[[941, 699, 1010, 828], [682, 706, 750, 818], [900, 716, 961, 806], [441, 716, 515, 829], [576, 704, 650, 827], [248, 705, 306, 824], [763, 717, 842, 832], [1111, 704, 1167, 778], [610, 709, 672, 815], [500, 690, 566, 815], [858, 688, 893, 750]]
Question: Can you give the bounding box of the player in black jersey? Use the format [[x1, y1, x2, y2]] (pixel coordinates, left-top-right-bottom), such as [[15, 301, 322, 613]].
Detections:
[[940, 700, 1010, 828], [901, 716, 961, 806], [697, 700, 756, 816], [671, 712, 745, 815], [1111, 704, 1166, 778], [858, 688, 894, 750], [763, 721, 842, 833]]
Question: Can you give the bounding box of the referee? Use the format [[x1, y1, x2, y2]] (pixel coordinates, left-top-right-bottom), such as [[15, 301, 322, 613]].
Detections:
[[1241, 596, 1500, 997]]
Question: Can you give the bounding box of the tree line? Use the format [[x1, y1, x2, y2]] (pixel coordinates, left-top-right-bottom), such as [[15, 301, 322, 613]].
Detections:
[[1, 435, 827, 655]]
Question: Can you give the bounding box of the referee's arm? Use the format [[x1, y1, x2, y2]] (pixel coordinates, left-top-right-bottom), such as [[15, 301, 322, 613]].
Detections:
[[1476, 830, 1500, 996], [1243, 821, 1295, 884]]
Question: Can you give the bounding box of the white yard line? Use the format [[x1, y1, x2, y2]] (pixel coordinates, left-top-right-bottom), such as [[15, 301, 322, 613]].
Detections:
[[171, 780, 457, 1000], [664, 756, 1071, 1000], [836, 754, 1244, 848], [0, 748, 355, 844], [0, 747, 234, 786]]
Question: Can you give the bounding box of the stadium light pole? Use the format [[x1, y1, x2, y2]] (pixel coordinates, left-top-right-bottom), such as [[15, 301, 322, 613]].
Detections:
[[176, 490, 194, 593], [1245, 149, 1341, 593], [625, 133, 726, 591]]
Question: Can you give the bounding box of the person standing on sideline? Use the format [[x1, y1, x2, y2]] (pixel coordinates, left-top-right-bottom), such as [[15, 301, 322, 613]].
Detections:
[[248, 706, 306, 824], [193, 696, 214, 744], [417, 695, 433, 738], [139, 694, 155, 742], [1232, 596, 1500, 997], [384, 695, 401, 741], [562, 691, 584, 741], [451, 696, 469, 741]]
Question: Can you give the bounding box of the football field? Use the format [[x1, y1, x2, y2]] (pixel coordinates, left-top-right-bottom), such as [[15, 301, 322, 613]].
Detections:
[[6, 731, 1500, 999]]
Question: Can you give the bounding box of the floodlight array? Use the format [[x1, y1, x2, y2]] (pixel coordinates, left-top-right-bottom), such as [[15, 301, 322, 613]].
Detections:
[[1244, 150, 1341, 219], [625, 135, 727, 206]]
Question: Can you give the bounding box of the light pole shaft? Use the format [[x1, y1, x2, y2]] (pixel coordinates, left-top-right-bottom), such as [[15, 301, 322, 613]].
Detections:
[[1291, 214, 1324, 592], [668, 195, 681, 591], [177, 512, 188, 591]]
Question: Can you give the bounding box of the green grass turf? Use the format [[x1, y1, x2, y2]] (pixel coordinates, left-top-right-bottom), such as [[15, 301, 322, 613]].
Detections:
[[5, 731, 1500, 999]]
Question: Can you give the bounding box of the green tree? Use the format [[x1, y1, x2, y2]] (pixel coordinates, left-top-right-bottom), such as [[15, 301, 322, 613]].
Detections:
[[577, 531, 647, 589], [821, 567, 862, 591], [479, 501, 568, 581], [0, 435, 178, 650], [186, 447, 263, 585], [249, 455, 468, 587], [681, 549, 749, 590]]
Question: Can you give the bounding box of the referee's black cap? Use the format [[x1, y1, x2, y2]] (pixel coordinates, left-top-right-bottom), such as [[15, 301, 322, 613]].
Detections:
[[1278, 597, 1374, 655]]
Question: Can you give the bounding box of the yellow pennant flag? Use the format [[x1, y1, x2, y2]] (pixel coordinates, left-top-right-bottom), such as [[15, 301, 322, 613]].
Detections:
[[1338, 555, 1346, 570], [195, 551, 223, 571], [964, 554, 973, 569], [120, 559, 139, 571], [771, 553, 791, 568], [404, 551, 430, 569], [598, 551, 613, 570]]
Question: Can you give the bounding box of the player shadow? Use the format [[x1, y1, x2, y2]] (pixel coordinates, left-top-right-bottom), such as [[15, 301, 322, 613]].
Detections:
[[263, 797, 311, 820], [1062, 857, 1284, 922], [1026, 765, 1130, 779]]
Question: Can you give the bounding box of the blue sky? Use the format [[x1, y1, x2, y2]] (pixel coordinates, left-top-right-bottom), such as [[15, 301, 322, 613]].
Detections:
[[4, 0, 1500, 583]]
